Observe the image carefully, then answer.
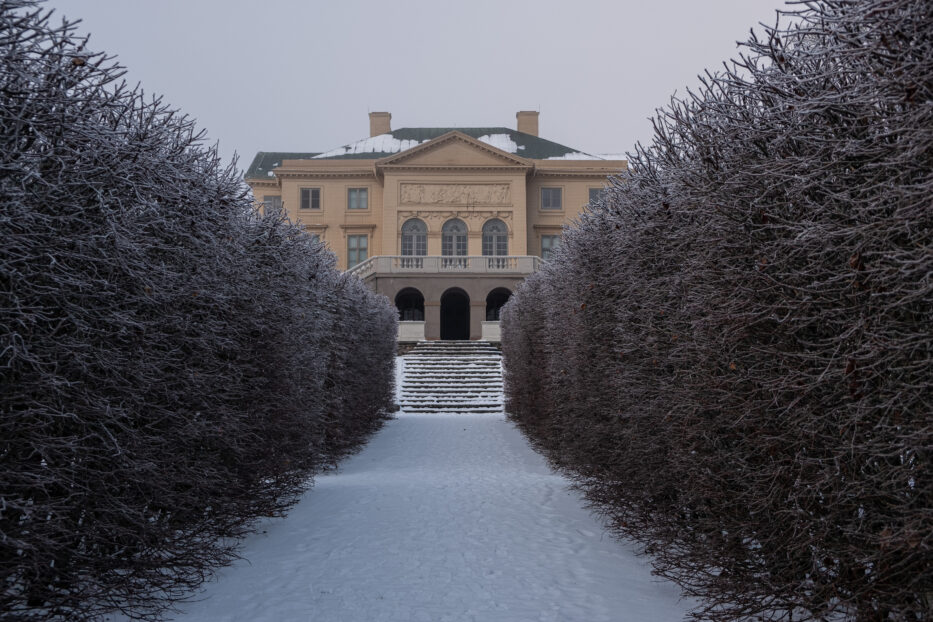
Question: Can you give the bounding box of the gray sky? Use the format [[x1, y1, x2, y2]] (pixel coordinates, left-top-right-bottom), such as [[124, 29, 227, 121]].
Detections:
[[42, 0, 790, 170]]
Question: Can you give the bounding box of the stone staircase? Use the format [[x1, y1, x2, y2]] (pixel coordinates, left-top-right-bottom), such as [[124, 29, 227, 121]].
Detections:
[[398, 341, 503, 414]]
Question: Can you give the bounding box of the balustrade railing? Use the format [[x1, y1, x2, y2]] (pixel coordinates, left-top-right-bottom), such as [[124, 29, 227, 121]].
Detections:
[[347, 255, 542, 277]]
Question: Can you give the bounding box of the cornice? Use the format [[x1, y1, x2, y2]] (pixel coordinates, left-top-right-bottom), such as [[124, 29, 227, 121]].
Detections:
[[532, 159, 627, 178], [273, 169, 377, 179], [532, 167, 623, 178], [338, 223, 378, 231], [245, 178, 278, 187], [379, 163, 532, 173]]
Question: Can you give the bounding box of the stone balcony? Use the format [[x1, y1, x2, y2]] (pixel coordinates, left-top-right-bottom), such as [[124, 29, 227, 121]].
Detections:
[[347, 255, 542, 279], [348, 255, 543, 340]]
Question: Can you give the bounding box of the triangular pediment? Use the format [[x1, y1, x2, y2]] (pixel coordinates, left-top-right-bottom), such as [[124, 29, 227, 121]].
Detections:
[[377, 131, 531, 169]]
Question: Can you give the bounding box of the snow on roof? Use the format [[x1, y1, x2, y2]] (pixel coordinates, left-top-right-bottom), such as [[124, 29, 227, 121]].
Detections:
[[305, 127, 611, 161], [314, 132, 527, 159], [312, 134, 428, 159], [475, 134, 519, 154]]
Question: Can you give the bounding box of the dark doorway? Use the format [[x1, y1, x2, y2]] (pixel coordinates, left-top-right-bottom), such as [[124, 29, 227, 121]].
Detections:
[[395, 287, 425, 321], [485, 288, 512, 321], [440, 288, 470, 340]]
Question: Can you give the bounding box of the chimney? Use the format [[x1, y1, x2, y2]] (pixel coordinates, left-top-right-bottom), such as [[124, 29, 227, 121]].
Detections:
[[516, 110, 539, 136], [369, 111, 391, 137]]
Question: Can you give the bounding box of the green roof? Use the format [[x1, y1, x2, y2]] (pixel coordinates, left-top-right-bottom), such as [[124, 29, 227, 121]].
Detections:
[[245, 152, 320, 179], [246, 128, 609, 180], [311, 127, 601, 161]]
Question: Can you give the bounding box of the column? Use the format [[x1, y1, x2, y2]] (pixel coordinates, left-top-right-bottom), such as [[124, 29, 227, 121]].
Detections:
[[424, 300, 441, 340], [469, 301, 485, 340]]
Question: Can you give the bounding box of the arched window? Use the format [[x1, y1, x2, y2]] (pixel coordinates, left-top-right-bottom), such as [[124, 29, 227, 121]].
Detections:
[[486, 288, 512, 321], [401, 218, 427, 256], [442, 219, 468, 256], [482, 219, 508, 256], [395, 288, 425, 322]]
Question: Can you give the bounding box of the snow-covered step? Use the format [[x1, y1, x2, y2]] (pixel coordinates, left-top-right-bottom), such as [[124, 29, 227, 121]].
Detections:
[[403, 397, 502, 401], [401, 389, 502, 395], [398, 340, 504, 414]]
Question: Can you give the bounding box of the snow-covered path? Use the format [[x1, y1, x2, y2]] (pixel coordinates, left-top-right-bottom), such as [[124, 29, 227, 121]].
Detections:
[[163, 355, 694, 621]]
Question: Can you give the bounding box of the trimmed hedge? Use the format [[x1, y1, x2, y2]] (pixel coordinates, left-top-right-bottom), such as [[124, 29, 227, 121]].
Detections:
[[0, 2, 396, 620], [502, 1, 931, 620]]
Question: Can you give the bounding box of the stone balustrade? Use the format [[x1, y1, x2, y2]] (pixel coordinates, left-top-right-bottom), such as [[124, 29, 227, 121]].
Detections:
[[348, 255, 542, 279]]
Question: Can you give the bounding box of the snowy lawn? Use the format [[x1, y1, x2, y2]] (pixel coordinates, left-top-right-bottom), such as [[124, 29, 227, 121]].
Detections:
[[134, 358, 695, 621]]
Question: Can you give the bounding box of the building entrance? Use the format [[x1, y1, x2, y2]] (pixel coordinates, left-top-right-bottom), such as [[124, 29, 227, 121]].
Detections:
[[440, 288, 470, 340]]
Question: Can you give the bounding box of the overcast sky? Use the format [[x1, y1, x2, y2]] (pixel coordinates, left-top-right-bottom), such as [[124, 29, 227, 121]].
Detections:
[[42, 0, 791, 170]]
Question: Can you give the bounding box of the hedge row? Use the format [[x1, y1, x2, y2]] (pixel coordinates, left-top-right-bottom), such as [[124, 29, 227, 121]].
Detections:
[[502, 1, 930, 620], [0, 3, 396, 620]]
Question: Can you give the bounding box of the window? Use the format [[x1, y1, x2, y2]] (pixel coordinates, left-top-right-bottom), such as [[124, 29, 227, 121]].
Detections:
[[589, 187, 606, 204], [401, 218, 427, 256], [541, 234, 560, 260], [300, 188, 320, 210], [541, 187, 562, 210], [441, 219, 468, 256], [262, 195, 282, 211], [348, 187, 368, 210], [482, 219, 508, 256], [347, 235, 368, 267]]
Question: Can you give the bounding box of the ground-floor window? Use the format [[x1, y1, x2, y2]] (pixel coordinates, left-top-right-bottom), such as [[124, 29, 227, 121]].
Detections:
[[347, 234, 368, 267], [541, 235, 560, 260]]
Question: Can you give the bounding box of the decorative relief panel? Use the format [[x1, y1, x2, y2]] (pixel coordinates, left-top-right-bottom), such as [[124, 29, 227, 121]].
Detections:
[[400, 183, 510, 206]]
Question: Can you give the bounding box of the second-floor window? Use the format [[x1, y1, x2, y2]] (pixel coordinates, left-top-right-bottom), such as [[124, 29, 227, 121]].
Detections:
[[348, 187, 368, 210], [401, 218, 427, 256], [300, 188, 320, 210], [262, 195, 282, 212], [482, 219, 508, 256], [541, 187, 562, 210], [589, 187, 606, 204], [442, 219, 468, 256]]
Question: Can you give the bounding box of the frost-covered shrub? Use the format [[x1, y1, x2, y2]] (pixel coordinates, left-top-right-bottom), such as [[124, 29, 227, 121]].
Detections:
[[318, 272, 398, 465], [502, 1, 932, 620], [0, 2, 395, 620]]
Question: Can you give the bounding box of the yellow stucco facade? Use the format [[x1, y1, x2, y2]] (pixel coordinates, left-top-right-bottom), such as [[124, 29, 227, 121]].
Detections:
[[245, 112, 626, 340]]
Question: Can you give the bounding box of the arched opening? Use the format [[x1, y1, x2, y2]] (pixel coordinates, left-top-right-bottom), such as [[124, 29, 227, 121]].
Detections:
[[485, 288, 512, 321], [395, 287, 425, 321], [440, 288, 470, 340], [401, 218, 427, 256]]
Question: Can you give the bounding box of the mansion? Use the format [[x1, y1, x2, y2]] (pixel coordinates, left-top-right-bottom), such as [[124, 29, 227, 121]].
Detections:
[[245, 112, 626, 341]]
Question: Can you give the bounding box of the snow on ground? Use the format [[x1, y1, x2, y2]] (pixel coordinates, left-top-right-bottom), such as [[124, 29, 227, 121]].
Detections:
[[134, 357, 695, 621]]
